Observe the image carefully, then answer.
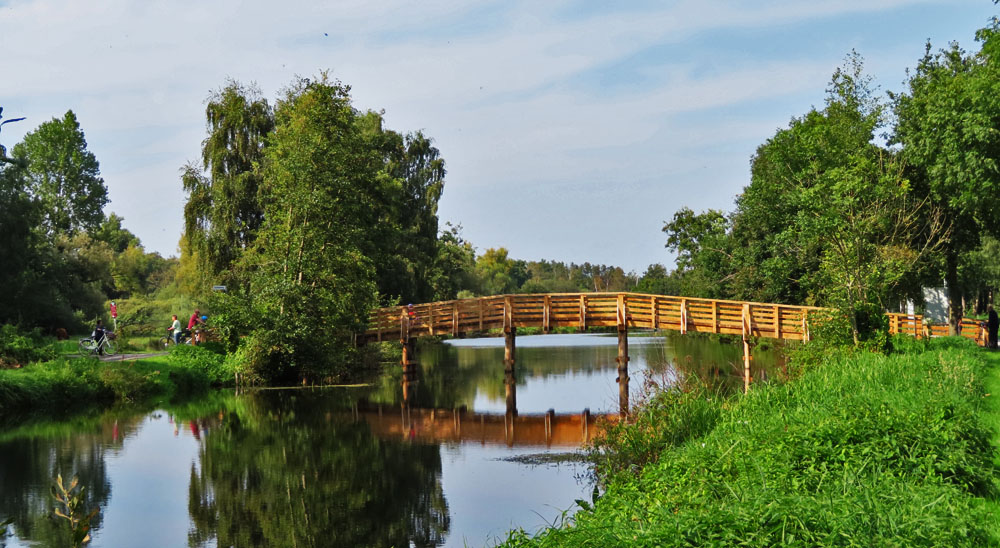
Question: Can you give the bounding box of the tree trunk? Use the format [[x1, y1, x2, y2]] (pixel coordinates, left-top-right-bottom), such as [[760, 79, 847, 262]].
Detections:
[[945, 250, 962, 336]]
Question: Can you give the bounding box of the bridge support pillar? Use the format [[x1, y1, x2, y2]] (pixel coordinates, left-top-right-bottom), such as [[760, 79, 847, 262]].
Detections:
[[505, 371, 517, 417], [617, 367, 630, 418], [504, 327, 516, 371], [616, 329, 629, 368], [401, 338, 417, 370]]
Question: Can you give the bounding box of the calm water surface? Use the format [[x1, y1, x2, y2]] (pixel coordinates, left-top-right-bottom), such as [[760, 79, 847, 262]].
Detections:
[[0, 333, 782, 548]]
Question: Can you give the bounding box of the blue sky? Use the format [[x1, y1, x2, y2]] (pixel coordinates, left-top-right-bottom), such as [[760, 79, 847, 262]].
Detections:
[[2, 0, 997, 273]]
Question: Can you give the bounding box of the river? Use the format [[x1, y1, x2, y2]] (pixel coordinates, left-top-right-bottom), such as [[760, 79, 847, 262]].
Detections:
[[0, 332, 783, 548]]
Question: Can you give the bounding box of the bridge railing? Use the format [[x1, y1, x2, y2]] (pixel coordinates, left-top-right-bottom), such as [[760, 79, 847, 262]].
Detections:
[[361, 292, 825, 343], [886, 313, 985, 344], [362, 293, 990, 346]]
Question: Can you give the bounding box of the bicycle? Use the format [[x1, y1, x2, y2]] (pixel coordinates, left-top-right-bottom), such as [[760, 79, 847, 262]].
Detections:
[[78, 332, 118, 357], [158, 330, 193, 349]]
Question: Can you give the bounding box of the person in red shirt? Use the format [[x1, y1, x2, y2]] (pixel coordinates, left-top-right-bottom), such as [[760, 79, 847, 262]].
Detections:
[[188, 309, 205, 345]]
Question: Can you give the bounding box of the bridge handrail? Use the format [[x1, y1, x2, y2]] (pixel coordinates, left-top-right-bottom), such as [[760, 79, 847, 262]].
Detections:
[[359, 292, 986, 347]]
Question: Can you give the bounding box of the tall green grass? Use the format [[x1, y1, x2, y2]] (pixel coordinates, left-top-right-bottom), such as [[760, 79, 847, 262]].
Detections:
[[0, 344, 231, 419], [503, 338, 998, 547]]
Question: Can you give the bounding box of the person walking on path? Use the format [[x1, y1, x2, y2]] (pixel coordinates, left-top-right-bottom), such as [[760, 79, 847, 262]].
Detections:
[[988, 305, 999, 350]]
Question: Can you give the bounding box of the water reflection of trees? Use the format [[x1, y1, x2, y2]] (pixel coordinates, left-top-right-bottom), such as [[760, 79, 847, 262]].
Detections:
[[187, 389, 449, 548], [0, 416, 139, 547]]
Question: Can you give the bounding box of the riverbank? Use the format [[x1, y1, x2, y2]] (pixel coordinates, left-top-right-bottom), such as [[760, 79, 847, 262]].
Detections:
[[502, 337, 1000, 546], [0, 344, 229, 420]]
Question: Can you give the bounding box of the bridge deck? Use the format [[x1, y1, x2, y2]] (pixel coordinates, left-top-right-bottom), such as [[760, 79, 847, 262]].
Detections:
[[360, 292, 986, 345]]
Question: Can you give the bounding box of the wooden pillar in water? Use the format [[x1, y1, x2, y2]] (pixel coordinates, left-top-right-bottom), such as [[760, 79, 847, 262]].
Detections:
[[400, 313, 417, 372], [617, 367, 630, 418], [504, 296, 516, 371], [505, 371, 517, 417]]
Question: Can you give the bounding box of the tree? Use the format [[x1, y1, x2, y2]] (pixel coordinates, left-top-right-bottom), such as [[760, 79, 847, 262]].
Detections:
[[427, 223, 477, 300], [635, 264, 678, 295], [755, 56, 946, 344], [182, 81, 274, 283], [357, 112, 447, 304], [892, 25, 1000, 333], [663, 207, 732, 298], [93, 213, 140, 253], [475, 248, 529, 295], [12, 111, 108, 235], [0, 161, 43, 324], [221, 75, 381, 382]]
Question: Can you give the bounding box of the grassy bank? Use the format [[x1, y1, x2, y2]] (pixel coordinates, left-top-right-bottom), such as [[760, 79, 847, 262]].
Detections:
[[503, 337, 999, 546], [0, 345, 230, 419]]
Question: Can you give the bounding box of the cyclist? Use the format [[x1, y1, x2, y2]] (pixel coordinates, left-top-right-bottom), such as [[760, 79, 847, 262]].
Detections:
[[93, 319, 107, 356], [188, 309, 205, 345], [167, 314, 183, 344]]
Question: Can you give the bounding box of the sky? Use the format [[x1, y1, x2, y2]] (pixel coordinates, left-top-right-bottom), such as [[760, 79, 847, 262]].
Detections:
[[2, 0, 998, 273]]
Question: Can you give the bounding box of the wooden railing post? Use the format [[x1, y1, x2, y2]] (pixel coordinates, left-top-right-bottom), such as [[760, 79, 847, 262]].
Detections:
[[774, 305, 780, 339], [742, 304, 752, 393], [802, 309, 810, 342], [616, 294, 629, 368], [543, 295, 551, 334], [579, 295, 587, 332], [504, 296, 516, 371], [652, 296, 659, 330], [478, 298, 484, 332], [680, 298, 688, 335], [712, 300, 718, 334], [452, 302, 459, 337]]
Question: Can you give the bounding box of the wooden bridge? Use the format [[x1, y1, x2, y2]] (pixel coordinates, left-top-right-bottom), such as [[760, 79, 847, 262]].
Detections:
[[361, 292, 988, 392]]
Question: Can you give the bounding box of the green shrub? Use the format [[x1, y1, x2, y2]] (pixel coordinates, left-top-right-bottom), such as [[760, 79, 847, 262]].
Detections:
[[0, 324, 57, 366], [166, 344, 230, 385]]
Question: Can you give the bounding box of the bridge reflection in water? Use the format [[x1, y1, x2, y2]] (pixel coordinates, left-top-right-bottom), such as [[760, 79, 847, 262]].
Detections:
[[351, 367, 630, 448]]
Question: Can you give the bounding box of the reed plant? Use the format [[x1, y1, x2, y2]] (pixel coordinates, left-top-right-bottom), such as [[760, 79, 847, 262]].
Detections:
[[503, 337, 999, 547]]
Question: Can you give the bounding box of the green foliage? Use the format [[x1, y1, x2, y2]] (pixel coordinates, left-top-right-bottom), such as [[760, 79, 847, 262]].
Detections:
[[589, 380, 723, 481], [183, 80, 274, 283], [663, 208, 731, 298], [634, 264, 679, 295], [892, 24, 1000, 329], [428, 223, 478, 300], [0, 356, 218, 416], [505, 340, 997, 547], [476, 248, 530, 295], [166, 343, 230, 386], [222, 75, 380, 382], [11, 111, 107, 235], [0, 324, 57, 366]]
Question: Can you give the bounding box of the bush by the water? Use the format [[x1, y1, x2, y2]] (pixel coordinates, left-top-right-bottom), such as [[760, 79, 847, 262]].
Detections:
[[0, 325, 56, 367], [166, 342, 231, 386], [504, 338, 998, 547], [0, 348, 230, 416]]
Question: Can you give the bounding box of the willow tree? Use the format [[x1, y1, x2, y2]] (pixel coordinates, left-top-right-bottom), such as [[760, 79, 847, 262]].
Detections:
[[182, 80, 274, 286]]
